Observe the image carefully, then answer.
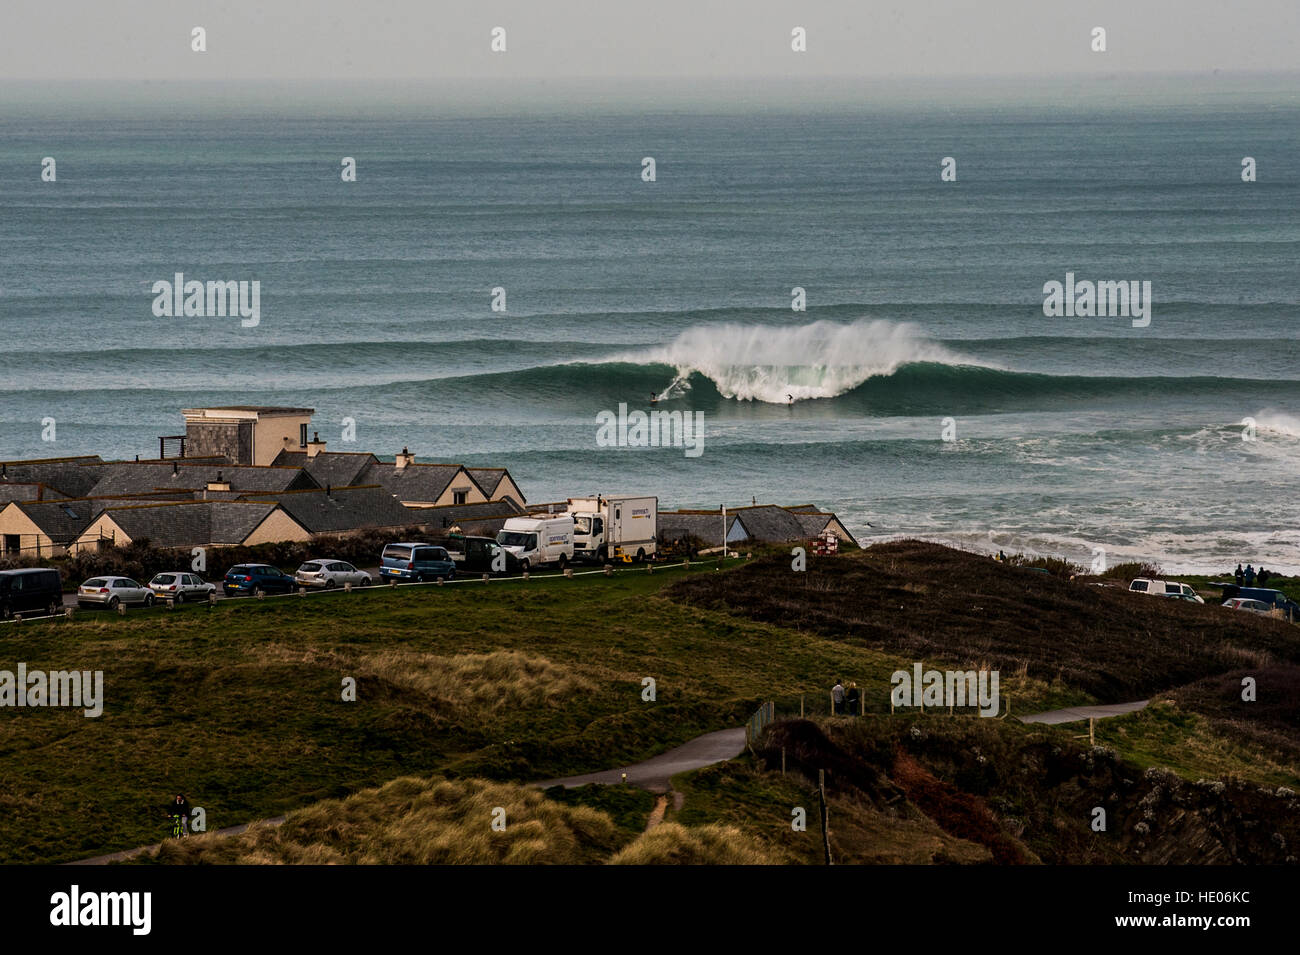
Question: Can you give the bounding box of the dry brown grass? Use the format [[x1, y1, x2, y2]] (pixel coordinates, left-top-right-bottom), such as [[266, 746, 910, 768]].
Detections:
[[151, 776, 621, 865], [608, 822, 782, 865]]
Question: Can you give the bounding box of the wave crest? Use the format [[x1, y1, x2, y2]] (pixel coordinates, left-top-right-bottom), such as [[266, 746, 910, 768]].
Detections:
[[638, 320, 971, 403]]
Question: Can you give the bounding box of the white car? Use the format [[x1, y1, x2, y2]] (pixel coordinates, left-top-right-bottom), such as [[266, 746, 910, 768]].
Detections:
[[294, 560, 372, 589], [77, 576, 154, 610], [148, 572, 217, 603], [1129, 578, 1205, 604], [1222, 597, 1274, 616]]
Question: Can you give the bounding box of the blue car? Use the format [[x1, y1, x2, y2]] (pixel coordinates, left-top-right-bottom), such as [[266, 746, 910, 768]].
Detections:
[[223, 564, 297, 597], [380, 543, 457, 583], [1221, 585, 1300, 619]]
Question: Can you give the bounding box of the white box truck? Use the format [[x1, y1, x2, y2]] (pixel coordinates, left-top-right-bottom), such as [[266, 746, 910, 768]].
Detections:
[[567, 495, 658, 563], [495, 516, 575, 570]]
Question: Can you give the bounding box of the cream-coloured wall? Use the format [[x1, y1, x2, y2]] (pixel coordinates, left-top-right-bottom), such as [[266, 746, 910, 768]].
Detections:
[[253, 415, 312, 467], [0, 503, 63, 556], [435, 470, 489, 507], [492, 475, 524, 504], [72, 514, 128, 554], [242, 507, 311, 545]]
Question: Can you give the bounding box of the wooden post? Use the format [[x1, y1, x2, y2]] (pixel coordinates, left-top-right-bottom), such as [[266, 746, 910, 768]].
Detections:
[[1089, 717, 1095, 746], [800, 694, 804, 718], [781, 747, 786, 776], [818, 769, 833, 865]]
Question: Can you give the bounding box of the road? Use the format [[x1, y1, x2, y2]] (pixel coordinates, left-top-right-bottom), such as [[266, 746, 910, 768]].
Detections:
[[1018, 700, 1150, 724], [531, 727, 747, 793]]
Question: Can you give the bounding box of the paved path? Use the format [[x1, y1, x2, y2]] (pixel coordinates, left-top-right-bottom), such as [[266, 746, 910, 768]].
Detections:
[[531, 727, 747, 793], [68, 816, 287, 866], [1018, 700, 1150, 725]]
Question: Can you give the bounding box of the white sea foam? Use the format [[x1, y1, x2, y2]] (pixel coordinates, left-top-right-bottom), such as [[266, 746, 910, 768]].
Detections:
[[635, 319, 974, 403]]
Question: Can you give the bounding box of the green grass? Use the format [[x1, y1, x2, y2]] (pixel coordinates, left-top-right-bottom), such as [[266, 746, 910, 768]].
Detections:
[[1, 557, 1066, 864]]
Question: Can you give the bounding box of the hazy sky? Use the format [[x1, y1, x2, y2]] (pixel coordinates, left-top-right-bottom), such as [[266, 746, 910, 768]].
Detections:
[[2, 1, 1296, 80]]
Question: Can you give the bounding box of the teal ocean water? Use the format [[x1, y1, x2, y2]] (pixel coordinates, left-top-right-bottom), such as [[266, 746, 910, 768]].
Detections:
[[1, 82, 1298, 572]]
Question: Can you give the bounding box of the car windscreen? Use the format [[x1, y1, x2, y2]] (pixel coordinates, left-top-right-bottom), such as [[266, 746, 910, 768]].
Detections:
[[299, 563, 322, 572], [383, 546, 412, 561], [84, 578, 107, 587], [228, 566, 248, 575], [153, 574, 177, 584], [496, 532, 536, 548]]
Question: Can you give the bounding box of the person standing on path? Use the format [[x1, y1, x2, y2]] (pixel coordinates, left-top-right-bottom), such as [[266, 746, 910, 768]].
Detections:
[[167, 793, 191, 837], [1235, 564, 1245, 586], [832, 679, 845, 715]]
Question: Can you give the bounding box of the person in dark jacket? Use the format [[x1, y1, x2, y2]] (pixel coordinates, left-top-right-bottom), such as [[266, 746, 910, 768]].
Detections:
[[1245, 565, 1256, 586], [1235, 564, 1245, 586], [1258, 567, 1270, 586], [167, 793, 191, 837], [844, 682, 861, 716]]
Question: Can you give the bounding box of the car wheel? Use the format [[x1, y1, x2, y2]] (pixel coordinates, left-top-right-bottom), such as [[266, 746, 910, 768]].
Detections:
[[143, 594, 154, 607], [635, 549, 646, 563], [252, 586, 264, 597], [107, 596, 119, 610], [520, 559, 530, 573], [325, 579, 336, 589], [415, 574, 425, 583], [48, 601, 61, 617], [558, 554, 569, 569], [1, 605, 11, 620], [175, 592, 185, 604]]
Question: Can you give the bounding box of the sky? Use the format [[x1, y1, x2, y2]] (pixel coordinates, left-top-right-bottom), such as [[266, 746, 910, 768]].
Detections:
[[2, 1, 1297, 81]]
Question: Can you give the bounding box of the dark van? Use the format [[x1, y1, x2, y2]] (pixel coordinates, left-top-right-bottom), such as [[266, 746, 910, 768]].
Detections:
[[0, 568, 64, 619], [380, 543, 456, 582], [1220, 585, 1300, 620]]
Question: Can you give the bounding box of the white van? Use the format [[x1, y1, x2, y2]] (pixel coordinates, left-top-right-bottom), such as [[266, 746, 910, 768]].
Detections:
[[496, 516, 574, 571], [1129, 578, 1205, 604]]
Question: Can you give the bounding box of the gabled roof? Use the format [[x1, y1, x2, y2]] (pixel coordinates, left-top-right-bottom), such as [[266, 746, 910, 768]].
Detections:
[[86, 462, 318, 497], [3, 499, 101, 544], [361, 461, 474, 504], [273, 450, 379, 489], [465, 467, 525, 504], [238, 485, 416, 535], [0, 456, 107, 499], [92, 500, 304, 548]]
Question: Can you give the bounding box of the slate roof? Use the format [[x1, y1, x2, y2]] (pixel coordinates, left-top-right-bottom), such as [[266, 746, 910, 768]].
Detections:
[[93, 500, 300, 548], [0, 456, 106, 499], [362, 462, 473, 504], [86, 461, 317, 497], [238, 485, 416, 535], [464, 467, 526, 504], [6, 499, 101, 544], [0, 483, 65, 503], [272, 450, 379, 489], [658, 510, 743, 544], [407, 499, 526, 535]]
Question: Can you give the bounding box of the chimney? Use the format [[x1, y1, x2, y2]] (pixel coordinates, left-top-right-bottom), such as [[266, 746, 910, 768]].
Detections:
[[207, 469, 231, 494], [306, 431, 327, 459], [396, 447, 415, 470]]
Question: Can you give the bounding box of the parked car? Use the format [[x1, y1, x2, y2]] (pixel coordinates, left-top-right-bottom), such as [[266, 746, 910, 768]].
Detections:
[[77, 576, 154, 610], [450, 536, 524, 575], [0, 568, 64, 619], [1129, 578, 1205, 604], [148, 572, 217, 603], [1222, 597, 1275, 616], [295, 560, 372, 589], [1220, 585, 1300, 619], [223, 564, 297, 597], [380, 543, 457, 582]]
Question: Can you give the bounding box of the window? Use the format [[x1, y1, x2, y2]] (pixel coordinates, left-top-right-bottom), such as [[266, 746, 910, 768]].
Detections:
[[300, 423, 308, 447], [453, 489, 468, 505]]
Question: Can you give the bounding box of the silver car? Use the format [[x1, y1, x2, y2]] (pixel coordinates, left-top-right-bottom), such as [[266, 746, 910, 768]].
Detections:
[[77, 576, 154, 610], [147, 572, 217, 603], [294, 560, 372, 589]]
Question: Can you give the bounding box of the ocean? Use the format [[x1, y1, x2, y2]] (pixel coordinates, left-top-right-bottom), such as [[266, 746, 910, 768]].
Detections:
[[1, 79, 1298, 573]]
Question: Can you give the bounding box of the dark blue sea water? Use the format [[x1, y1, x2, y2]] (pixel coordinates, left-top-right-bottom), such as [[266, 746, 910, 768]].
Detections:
[[1, 81, 1298, 572]]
